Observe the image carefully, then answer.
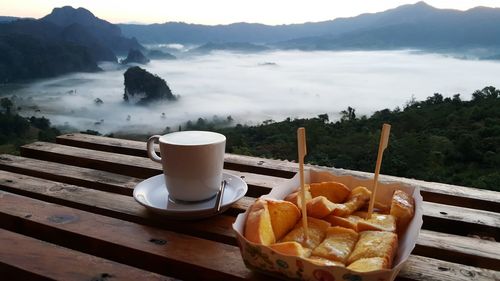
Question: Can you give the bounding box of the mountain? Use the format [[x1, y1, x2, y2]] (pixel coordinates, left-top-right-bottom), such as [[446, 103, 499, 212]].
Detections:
[[0, 16, 18, 23], [282, 3, 500, 51], [41, 6, 143, 55], [119, 2, 500, 53], [190, 42, 269, 53], [123, 66, 176, 104], [0, 33, 100, 83], [0, 6, 144, 82]]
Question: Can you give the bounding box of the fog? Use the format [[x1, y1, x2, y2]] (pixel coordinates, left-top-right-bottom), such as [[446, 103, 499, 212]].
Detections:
[[4, 50, 500, 134]]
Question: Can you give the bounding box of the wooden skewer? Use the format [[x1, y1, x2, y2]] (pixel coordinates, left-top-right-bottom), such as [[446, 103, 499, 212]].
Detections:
[[367, 123, 391, 218], [297, 127, 309, 242]]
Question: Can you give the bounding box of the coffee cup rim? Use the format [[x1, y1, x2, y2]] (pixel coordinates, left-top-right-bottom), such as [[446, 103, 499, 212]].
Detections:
[[158, 130, 226, 146]]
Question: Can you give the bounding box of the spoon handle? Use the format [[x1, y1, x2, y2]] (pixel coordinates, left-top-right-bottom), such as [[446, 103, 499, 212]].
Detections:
[[216, 180, 227, 212]]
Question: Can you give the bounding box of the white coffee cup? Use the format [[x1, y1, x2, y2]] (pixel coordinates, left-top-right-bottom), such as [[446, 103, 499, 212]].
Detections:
[[146, 131, 226, 202]]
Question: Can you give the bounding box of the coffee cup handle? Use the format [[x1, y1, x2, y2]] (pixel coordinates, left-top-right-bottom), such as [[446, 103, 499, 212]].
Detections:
[[147, 135, 162, 163]]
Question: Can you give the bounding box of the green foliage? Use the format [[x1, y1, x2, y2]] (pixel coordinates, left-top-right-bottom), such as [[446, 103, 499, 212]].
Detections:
[[123, 66, 176, 104], [215, 87, 500, 191], [0, 97, 13, 114], [0, 111, 60, 154], [0, 34, 100, 83], [174, 115, 234, 133]]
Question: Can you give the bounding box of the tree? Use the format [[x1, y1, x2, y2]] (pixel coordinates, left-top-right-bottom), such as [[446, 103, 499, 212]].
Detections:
[[317, 114, 329, 123], [0, 98, 13, 115], [426, 93, 444, 104], [472, 86, 500, 101], [340, 106, 356, 122]]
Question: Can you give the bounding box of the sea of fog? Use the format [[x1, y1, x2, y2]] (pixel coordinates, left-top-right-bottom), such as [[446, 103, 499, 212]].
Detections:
[[3, 50, 500, 134]]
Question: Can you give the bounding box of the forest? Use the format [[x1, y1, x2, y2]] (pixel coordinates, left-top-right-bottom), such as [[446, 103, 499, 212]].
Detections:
[[0, 97, 60, 153], [185, 87, 500, 191], [1, 86, 499, 191]]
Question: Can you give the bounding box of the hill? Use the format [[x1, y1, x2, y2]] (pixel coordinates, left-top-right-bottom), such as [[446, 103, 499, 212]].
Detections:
[[190, 42, 269, 53], [0, 6, 143, 82], [120, 2, 500, 55], [183, 86, 500, 192], [0, 16, 18, 23], [41, 6, 143, 55]]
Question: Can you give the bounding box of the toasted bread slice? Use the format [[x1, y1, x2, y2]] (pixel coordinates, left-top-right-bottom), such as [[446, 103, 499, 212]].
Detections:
[[267, 199, 301, 240], [332, 186, 372, 217], [324, 214, 362, 231], [284, 189, 312, 208], [306, 256, 345, 267], [390, 190, 415, 234], [244, 199, 275, 245], [309, 181, 351, 203], [269, 241, 311, 257], [357, 214, 396, 233], [311, 226, 359, 263], [281, 217, 331, 249], [347, 257, 388, 272], [347, 231, 398, 267], [306, 196, 336, 218]]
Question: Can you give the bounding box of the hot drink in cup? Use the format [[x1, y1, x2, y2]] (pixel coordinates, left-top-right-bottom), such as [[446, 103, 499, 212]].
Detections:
[[146, 131, 226, 202]]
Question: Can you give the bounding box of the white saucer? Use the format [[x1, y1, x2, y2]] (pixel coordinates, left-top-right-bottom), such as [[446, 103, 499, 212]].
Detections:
[[133, 172, 247, 219]]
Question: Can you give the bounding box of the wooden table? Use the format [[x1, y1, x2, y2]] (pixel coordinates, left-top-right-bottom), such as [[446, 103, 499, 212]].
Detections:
[[0, 133, 499, 281]]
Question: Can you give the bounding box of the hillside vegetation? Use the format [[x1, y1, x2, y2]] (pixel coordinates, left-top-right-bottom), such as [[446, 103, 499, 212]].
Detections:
[[0, 98, 60, 154], [1, 87, 498, 191], [186, 87, 500, 191]]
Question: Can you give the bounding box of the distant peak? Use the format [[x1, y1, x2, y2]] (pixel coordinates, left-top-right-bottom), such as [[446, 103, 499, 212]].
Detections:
[[386, 1, 437, 14], [48, 6, 95, 18], [414, 1, 431, 7], [42, 5, 105, 27], [404, 1, 435, 9]]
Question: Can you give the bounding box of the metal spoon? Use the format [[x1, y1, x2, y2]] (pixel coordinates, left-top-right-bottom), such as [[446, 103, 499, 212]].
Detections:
[[215, 180, 227, 212]]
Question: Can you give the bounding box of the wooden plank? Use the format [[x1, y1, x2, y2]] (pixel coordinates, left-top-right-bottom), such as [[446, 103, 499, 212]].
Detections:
[[57, 134, 500, 212], [1, 157, 498, 240], [0, 229, 171, 281], [20, 142, 284, 197], [56, 133, 296, 178], [1, 191, 498, 281], [0, 170, 236, 244], [399, 255, 500, 281], [3, 154, 500, 248], [0, 165, 498, 241], [1, 151, 499, 241], [0, 154, 139, 196], [0, 191, 265, 281], [0, 171, 499, 270], [414, 230, 500, 271]]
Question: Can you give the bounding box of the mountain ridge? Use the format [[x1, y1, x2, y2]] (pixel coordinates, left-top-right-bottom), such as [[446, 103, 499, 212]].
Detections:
[[0, 6, 144, 82], [118, 1, 500, 55]]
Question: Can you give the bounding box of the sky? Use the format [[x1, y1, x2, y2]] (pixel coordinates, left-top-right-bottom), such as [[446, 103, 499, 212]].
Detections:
[[1, 0, 500, 25]]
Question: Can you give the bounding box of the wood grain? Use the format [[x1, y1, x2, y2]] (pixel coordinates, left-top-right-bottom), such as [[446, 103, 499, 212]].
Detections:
[[0, 173, 499, 270], [16, 143, 500, 238], [1, 191, 498, 281], [0, 135, 498, 281], [0, 229, 172, 281], [399, 255, 500, 281], [56, 133, 296, 178], [55, 133, 500, 212], [0, 154, 139, 196], [20, 142, 284, 197], [0, 170, 236, 244], [0, 192, 264, 281]]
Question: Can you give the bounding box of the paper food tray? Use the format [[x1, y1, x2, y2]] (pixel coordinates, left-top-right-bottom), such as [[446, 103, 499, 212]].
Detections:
[[233, 168, 423, 281]]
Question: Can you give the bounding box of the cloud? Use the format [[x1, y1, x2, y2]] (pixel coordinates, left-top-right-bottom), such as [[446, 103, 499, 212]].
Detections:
[[11, 50, 500, 134]]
